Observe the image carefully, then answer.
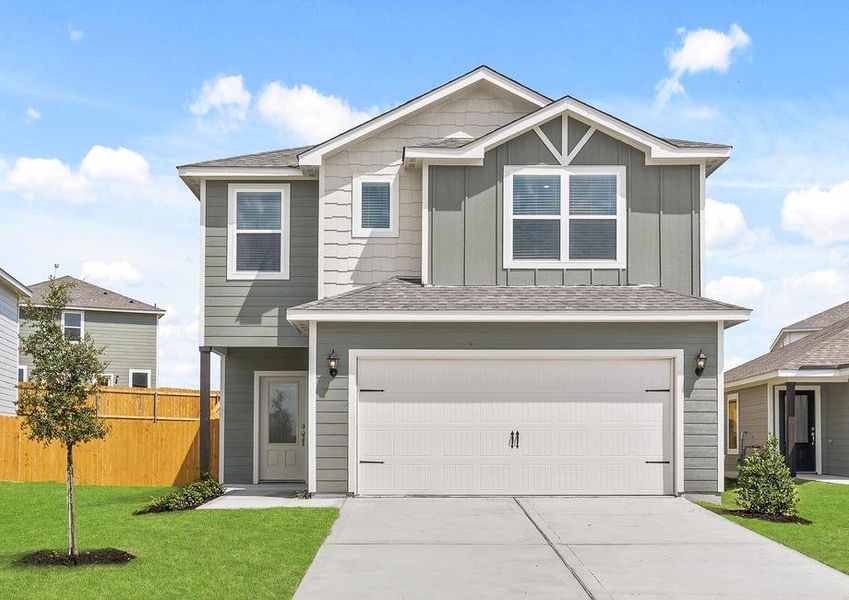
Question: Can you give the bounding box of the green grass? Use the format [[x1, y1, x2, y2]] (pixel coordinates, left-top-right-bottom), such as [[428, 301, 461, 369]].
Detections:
[[700, 479, 849, 574], [0, 481, 338, 599]]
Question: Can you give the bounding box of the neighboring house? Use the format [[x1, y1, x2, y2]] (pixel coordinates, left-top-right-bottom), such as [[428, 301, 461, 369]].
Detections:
[[0, 268, 32, 416], [725, 302, 849, 478], [179, 66, 750, 497], [19, 276, 165, 389]]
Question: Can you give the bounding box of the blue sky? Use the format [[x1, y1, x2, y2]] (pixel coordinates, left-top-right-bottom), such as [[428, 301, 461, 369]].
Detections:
[[2, 2, 849, 386]]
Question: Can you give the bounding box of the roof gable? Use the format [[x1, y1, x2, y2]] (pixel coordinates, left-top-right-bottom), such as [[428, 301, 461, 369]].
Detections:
[[28, 276, 165, 315], [0, 267, 31, 298], [768, 299, 849, 351]]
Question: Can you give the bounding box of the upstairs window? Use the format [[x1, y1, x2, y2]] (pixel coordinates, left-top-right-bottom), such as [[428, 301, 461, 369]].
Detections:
[[227, 184, 290, 280], [62, 311, 84, 342], [353, 174, 398, 237], [504, 166, 626, 269]]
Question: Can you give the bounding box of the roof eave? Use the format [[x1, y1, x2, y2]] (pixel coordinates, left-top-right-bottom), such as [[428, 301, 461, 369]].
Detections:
[[726, 366, 849, 389], [0, 268, 32, 298]]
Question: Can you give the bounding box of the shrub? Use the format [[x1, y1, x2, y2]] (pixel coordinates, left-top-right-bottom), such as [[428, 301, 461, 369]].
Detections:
[[135, 474, 225, 515], [736, 435, 799, 517]]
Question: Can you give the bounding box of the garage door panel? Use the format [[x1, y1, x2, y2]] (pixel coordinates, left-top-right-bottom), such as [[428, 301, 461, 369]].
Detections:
[[357, 357, 673, 496]]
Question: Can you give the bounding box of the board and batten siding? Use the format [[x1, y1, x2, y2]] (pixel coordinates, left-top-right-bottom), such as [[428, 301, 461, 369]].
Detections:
[[723, 384, 768, 475], [221, 347, 308, 483], [822, 383, 849, 477], [0, 284, 20, 415], [19, 310, 159, 388], [204, 180, 318, 347], [322, 81, 538, 297], [429, 116, 702, 295], [314, 321, 719, 494]]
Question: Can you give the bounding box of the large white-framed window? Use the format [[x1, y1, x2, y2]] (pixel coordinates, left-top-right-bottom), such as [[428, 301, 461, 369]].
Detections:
[[129, 369, 151, 389], [352, 173, 399, 238], [227, 183, 291, 280], [726, 393, 739, 454], [503, 165, 626, 269], [62, 310, 84, 342]]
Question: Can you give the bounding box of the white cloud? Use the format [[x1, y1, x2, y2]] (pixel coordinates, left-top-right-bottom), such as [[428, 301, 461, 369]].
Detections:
[[656, 24, 750, 105], [705, 197, 765, 253], [25, 107, 41, 123], [257, 82, 378, 143], [80, 145, 149, 183], [189, 75, 251, 131], [5, 157, 88, 201], [68, 25, 84, 42], [81, 260, 143, 286], [706, 275, 766, 307], [781, 180, 849, 245]]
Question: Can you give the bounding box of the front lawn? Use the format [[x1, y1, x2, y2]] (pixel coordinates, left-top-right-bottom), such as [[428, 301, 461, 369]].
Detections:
[[0, 481, 338, 599], [701, 479, 849, 574]]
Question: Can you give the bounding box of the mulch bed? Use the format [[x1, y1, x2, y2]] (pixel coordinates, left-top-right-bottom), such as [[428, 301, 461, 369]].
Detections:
[[715, 508, 812, 525], [17, 548, 136, 567]]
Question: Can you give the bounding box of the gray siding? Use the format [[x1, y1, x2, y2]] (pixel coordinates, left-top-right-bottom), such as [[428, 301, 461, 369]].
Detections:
[[429, 116, 702, 295], [315, 322, 719, 494], [221, 347, 308, 483], [19, 310, 158, 388], [204, 180, 318, 347], [724, 384, 768, 476], [822, 383, 849, 477], [0, 285, 19, 415]]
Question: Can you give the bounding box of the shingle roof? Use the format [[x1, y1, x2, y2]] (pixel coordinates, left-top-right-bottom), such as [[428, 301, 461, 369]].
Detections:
[[727, 317, 849, 382], [178, 145, 314, 169], [659, 137, 731, 150], [782, 300, 849, 332], [28, 276, 165, 315], [290, 277, 747, 313]]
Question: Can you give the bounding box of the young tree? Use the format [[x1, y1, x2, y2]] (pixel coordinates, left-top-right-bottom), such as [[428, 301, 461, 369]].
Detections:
[[18, 277, 109, 563]]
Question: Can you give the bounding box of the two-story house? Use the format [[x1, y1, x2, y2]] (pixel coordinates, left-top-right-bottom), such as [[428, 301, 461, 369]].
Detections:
[[19, 276, 165, 389], [179, 66, 750, 497], [0, 267, 31, 416]]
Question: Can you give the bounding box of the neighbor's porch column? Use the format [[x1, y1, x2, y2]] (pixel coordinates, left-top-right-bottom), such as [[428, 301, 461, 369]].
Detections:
[[785, 381, 797, 476], [199, 346, 211, 475]]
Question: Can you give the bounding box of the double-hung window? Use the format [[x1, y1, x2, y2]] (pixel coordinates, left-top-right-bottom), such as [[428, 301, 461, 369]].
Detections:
[[62, 311, 84, 342], [227, 184, 290, 279], [353, 174, 398, 237], [504, 166, 626, 269]]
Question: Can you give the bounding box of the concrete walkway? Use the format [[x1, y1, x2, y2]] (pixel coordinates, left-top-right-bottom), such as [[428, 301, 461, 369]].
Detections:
[[197, 484, 344, 509], [294, 496, 849, 600], [798, 473, 849, 485]]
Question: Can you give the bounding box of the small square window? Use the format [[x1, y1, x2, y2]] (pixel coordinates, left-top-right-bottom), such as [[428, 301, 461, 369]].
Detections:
[[130, 370, 150, 388], [353, 174, 398, 237]]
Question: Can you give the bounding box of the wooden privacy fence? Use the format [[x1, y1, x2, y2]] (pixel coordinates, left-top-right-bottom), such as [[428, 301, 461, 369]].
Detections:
[[0, 386, 219, 487]]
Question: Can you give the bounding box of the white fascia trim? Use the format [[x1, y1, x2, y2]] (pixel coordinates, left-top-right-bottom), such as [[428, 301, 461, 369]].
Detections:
[[252, 370, 309, 485], [299, 68, 549, 166], [727, 367, 849, 389], [347, 348, 686, 496], [178, 167, 311, 178], [287, 309, 751, 324], [404, 100, 731, 164], [33, 304, 165, 316]]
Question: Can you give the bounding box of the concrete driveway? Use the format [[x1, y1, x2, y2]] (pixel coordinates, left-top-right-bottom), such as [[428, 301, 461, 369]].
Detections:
[[294, 496, 849, 600]]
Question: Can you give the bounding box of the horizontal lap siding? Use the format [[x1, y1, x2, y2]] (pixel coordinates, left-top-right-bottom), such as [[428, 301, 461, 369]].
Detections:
[[430, 117, 701, 295], [222, 347, 308, 483], [204, 180, 318, 347], [724, 384, 768, 476], [315, 322, 718, 494], [0, 286, 19, 415], [19, 310, 158, 388]]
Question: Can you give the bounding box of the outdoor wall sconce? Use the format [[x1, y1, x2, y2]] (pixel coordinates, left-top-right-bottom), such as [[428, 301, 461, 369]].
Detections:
[[327, 350, 339, 378], [695, 349, 707, 376]]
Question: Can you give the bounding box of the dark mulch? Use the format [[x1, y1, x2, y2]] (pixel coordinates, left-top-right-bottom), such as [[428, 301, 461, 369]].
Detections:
[[17, 548, 136, 567], [714, 507, 812, 525]]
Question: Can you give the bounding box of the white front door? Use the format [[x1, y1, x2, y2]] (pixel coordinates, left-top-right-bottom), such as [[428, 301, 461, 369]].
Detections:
[[356, 357, 673, 496], [259, 377, 306, 481]]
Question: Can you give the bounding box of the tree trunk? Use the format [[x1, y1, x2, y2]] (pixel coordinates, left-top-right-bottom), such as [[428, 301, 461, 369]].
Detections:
[[66, 443, 78, 563]]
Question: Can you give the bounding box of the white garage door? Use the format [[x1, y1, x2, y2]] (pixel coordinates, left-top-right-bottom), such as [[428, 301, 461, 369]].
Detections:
[[356, 356, 673, 496]]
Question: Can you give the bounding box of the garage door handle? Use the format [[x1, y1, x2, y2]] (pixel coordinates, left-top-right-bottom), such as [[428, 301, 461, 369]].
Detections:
[[515, 430, 519, 448], [510, 431, 514, 448], [645, 460, 670, 464], [359, 460, 384, 464], [645, 389, 671, 392]]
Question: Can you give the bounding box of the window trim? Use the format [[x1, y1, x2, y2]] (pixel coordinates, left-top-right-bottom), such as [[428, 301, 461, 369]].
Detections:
[[352, 173, 399, 238], [129, 369, 151, 389], [61, 310, 84, 343], [98, 373, 115, 387], [726, 392, 739, 454], [503, 165, 626, 270], [18, 365, 27, 383], [227, 183, 291, 280]]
